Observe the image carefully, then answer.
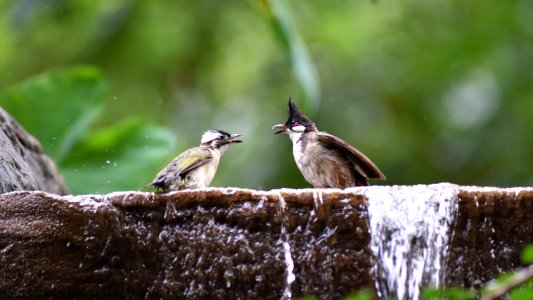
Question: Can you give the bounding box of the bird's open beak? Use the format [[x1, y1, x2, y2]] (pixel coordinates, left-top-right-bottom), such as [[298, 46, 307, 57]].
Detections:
[[229, 134, 243, 143], [272, 124, 288, 135]]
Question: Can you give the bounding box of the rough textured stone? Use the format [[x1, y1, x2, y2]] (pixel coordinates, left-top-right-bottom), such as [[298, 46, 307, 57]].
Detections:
[[445, 187, 533, 288], [0, 189, 371, 299], [0, 185, 531, 299], [0, 108, 68, 194]]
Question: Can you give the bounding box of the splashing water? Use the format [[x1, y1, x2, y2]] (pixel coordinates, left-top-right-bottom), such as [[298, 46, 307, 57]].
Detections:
[[364, 184, 458, 300], [277, 192, 296, 299]]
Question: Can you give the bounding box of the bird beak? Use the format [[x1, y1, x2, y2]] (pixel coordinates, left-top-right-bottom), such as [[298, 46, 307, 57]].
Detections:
[[272, 124, 288, 135], [228, 134, 243, 143]]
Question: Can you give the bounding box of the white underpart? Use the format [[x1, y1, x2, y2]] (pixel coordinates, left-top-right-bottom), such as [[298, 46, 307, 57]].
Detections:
[[183, 148, 221, 188], [216, 143, 231, 155], [200, 130, 222, 144], [288, 131, 304, 167]]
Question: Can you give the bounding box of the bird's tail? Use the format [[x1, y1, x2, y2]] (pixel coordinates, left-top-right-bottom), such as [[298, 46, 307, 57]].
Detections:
[[140, 182, 162, 192], [355, 173, 369, 186]]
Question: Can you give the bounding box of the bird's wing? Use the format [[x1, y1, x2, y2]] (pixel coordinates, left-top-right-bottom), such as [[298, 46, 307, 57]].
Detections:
[[149, 147, 213, 190], [174, 147, 214, 176], [317, 132, 386, 180]]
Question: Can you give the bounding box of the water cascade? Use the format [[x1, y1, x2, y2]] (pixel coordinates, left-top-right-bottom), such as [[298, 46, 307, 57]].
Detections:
[[277, 192, 296, 299], [364, 185, 458, 299]]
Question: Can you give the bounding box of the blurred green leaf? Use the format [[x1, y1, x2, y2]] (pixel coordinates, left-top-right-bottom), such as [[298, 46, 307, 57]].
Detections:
[[422, 287, 476, 300], [264, 0, 321, 116], [0, 66, 177, 194], [509, 286, 533, 300], [343, 289, 374, 300], [297, 296, 319, 300], [521, 244, 533, 264], [0, 66, 105, 163], [422, 288, 441, 299], [61, 117, 176, 194]]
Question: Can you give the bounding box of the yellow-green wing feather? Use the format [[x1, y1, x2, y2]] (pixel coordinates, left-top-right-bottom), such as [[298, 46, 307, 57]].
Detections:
[[174, 147, 213, 176], [149, 147, 213, 191]]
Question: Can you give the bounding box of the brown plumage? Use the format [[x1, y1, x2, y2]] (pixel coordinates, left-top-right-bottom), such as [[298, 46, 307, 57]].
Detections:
[[273, 99, 385, 188]]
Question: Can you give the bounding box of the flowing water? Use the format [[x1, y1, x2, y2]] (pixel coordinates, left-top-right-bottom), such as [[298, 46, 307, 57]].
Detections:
[[277, 192, 296, 300], [363, 184, 458, 300]]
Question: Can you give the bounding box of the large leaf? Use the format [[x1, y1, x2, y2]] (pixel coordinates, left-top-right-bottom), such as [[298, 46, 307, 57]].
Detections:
[[0, 66, 105, 163], [60, 117, 176, 195]]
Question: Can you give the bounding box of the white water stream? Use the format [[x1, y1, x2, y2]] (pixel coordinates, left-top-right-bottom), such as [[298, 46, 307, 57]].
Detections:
[[363, 184, 458, 300], [277, 192, 296, 299]]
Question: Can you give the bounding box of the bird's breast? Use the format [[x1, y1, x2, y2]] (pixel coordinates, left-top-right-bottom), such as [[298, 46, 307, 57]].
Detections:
[[292, 139, 305, 167], [191, 159, 219, 187]]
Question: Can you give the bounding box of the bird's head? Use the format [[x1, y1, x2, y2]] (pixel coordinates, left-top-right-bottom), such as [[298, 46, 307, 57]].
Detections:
[[200, 129, 242, 151], [272, 98, 316, 135]]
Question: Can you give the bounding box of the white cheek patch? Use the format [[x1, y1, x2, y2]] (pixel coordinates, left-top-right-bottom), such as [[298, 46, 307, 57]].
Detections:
[[201, 131, 222, 144], [292, 125, 306, 133]]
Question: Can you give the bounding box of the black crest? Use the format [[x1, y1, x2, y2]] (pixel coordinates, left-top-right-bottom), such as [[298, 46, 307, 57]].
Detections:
[[213, 129, 231, 138], [288, 98, 303, 119], [286, 98, 316, 131]]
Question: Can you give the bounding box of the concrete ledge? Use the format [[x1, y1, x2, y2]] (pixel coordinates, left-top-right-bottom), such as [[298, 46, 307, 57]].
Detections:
[[0, 185, 531, 299]]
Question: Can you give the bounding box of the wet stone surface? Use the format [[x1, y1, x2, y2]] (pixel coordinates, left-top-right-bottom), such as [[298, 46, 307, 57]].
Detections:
[[0, 188, 371, 300], [0, 185, 531, 299], [446, 187, 533, 288]]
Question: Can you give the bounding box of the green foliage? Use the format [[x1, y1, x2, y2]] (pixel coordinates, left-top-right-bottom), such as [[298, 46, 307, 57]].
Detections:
[[264, 0, 321, 116], [0, 66, 104, 163], [0, 66, 176, 194], [421, 244, 533, 300], [422, 287, 476, 300], [297, 296, 318, 300], [509, 286, 533, 300], [0, 1, 532, 189], [521, 244, 533, 264], [482, 268, 533, 300], [0, 2, 530, 298], [343, 289, 375, 300], [60, 118, 175, 194]]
